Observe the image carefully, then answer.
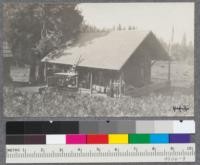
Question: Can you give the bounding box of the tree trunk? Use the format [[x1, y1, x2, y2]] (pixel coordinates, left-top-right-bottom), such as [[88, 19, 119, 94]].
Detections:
[[38, 62, 45, 83], [29, 61, 45, 84], [29, 51, 36, 84], [29, 63, 36, 84]]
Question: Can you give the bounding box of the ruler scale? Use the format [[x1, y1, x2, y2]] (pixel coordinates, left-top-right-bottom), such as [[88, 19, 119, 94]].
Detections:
[[6, 144, 195, 163]]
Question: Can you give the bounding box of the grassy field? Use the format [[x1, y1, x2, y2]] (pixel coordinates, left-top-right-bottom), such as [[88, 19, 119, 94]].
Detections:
[[151, 61, 193, 88], [4, 61, 194, 117], [4, 86, 193, 117]]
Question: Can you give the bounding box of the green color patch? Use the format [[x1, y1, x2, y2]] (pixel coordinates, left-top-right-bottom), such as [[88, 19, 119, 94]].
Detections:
[[129, 134, 150, 144]]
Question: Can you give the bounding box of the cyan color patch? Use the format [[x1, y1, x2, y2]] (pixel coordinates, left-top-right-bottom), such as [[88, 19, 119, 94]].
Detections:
[[150, 134, 169, 143]]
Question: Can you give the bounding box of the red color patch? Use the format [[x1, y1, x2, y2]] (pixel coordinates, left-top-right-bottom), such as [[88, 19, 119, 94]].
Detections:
[[87, 134, 108, 144]]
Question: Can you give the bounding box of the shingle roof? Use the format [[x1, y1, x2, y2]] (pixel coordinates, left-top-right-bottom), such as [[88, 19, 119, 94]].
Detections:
[[42, 30, 169, 70]]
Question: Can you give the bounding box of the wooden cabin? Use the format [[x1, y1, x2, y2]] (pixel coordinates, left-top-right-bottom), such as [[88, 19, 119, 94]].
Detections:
[[42, 31, 170, 96]]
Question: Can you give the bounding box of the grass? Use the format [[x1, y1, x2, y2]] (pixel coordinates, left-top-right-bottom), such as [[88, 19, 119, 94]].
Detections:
[[4, 86, 193, 117], [151, 61, 193, 88]]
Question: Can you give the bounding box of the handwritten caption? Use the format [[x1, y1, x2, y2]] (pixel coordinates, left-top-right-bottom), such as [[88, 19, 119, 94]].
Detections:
[[173, 105, 189, 112]]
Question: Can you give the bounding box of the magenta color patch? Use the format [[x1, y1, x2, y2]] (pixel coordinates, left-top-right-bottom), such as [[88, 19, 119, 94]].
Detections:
[[66, 134, 86, 144]]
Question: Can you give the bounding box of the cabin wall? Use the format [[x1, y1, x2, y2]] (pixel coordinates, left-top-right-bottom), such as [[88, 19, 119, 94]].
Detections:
[[78, 68, 118, 89], [46, 63, 119, 89], [122, 43, 151, 87]]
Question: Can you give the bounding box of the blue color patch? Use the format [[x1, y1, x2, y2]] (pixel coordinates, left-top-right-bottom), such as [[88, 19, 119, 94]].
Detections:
[[150, 134, 169, 143]]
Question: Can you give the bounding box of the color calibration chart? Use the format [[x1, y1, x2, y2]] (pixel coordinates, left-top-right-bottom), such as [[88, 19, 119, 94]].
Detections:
[[6, 120, 195, 163]]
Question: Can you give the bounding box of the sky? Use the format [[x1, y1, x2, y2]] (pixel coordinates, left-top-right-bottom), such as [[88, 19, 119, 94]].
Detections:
[[78, 3, 194, 45]]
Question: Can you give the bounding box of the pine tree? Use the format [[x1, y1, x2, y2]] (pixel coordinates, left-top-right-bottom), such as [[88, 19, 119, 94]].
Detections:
[[4, 3, 83, 83]]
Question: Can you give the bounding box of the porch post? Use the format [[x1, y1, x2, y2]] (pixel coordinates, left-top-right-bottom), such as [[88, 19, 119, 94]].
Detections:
[[90, 72, 93, 95]]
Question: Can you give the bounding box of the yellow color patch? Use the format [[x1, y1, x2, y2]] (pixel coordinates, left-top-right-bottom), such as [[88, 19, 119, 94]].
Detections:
[[108, 134, 128, 144]]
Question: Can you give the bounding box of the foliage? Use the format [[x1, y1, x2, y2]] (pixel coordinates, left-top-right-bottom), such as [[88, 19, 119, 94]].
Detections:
[[80, 22, 136, 33], [171, 42, 194, 63], [4, 3, 83, 83], [159, 37, 194, 63], [4, 3, 83, 63], [4, 87, 193, 117]]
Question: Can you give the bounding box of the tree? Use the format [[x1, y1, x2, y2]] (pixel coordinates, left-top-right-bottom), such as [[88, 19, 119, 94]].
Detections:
[[4, 3, 83, 83], [80, 22, 101, 32], [117, 24, 122, 31], [181, 33, 187, 47], [159, 37, 194, 62]]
